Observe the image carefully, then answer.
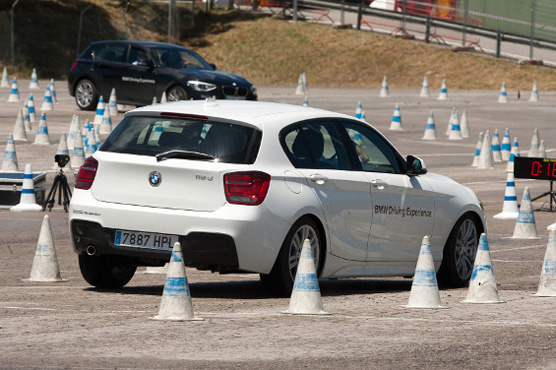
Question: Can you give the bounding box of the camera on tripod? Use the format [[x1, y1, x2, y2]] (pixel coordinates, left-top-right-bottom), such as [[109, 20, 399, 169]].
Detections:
[[55, 154, 70, 169]]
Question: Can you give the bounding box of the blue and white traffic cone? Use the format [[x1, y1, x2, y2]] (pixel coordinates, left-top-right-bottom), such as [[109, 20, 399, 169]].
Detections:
[[33, 112, 51, 145], [539, 140, 547, 158], [7, 77, 20, 102], [471, 132, 484, 167], [529, 81, 539, 102], [422, 111, 437, 140], [53, 133, 71, 169], [108, 88, 118, 115], [161, 91, 168, 104], [445, 108, 456, 136], [420, 76, 430, 97], [10, 164, 42, 212], [100, 108, 113, 134], [379, 76, 389, 97], [85, 129, 97, 156], [498, 82, 508, 103], [389, 104, 403, 131], [491, 129, 502, 162], [24, 215, 67, 282], [529, 128, 540, 157], [463, 233, 503, 304], [152, 242, 203, 321], [71, 130, 85, 168], [536, 229, 556, 296], [93, 96, 105, 125], [405, 236, 445, 309], [477, 130, 494, 169], [1, 134, 19, 171], [295, 72, 308, 95], [355, 100, 362, 119], [512, 187, 539, 239], [460, 110, 470, 138], [22, 103, 32, 131], [49, 79, 57, 103], [151, 96, 158, 105], [437, 79, 448, 100], [94, 126, 101, 148], [66, 115, 80, 150], [493, 172, 519, 220], [0, 66, 9, 87], [28, 94, 36, 122], [29, 68, 39, 89], [507, 137, 520, 172], [360, 110, 366, 121], [12, 109, 27, 142], [40, 86, 54, 111], [302, 95, 308, 107], [284, 238, 329, 315], [501, 128, 511, 161], [448, 111, 462, 140]]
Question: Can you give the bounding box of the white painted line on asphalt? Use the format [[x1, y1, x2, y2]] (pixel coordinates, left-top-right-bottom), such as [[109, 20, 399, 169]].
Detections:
[[490, 244, 546, 253], [374, 316, 556, 328], [0, 306, 56, 311], [491, 260, 540, 263], [463, 179, 535, 186]]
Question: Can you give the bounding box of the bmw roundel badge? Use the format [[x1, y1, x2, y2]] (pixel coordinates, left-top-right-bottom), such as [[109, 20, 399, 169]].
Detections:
[[149, 171, 162, 187]]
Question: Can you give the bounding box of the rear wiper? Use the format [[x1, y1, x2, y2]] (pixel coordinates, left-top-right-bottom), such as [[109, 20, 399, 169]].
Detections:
[[156, 150, 215, 162]]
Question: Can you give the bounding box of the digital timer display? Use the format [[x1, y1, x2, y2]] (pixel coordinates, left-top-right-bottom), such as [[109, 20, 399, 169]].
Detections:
[[514, 157, 556, 180]]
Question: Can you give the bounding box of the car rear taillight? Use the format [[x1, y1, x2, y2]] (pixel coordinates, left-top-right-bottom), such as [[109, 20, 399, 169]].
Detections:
[[75, 157, 98, 190], [70, 61, 78, 71], [224, 171, 271, 206]]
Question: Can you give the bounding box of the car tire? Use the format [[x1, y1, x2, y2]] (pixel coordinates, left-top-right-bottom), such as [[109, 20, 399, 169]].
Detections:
[[260, 217, 323, 296], [437, 213, 481, 288], [78, 254, 136, 289], [74, 79, 99, 111], [167, 85, 188, 102]]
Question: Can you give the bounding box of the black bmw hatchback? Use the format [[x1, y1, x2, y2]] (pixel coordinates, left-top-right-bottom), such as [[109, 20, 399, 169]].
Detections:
[[68, 40, 257, 110]]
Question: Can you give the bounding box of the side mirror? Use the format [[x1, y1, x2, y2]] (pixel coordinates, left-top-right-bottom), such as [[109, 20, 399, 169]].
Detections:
[[406, 155, 427, 176], [136, 59, 153, 68], [209, 63, 217, 70]]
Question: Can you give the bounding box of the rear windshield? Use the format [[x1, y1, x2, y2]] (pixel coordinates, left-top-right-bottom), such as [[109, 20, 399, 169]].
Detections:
[[100, 116, 261, 164]]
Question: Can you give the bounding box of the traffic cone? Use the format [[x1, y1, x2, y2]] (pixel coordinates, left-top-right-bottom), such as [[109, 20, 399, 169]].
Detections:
[[529, 128, 540, 157], [477, 130, 494, 169], [23, 103, 32, 131], [161, 91, 168, 104], [295, 72, 308, 95], [491, 129, 502, 162], [40, 86, 54, 111], [23, 215, 67, 282], [422, 111, 437, 140], [507, 137, 520, 172], [471, 132, 484, 167], [94, 126, 101, 148], [389, 104, 403, 131], [539, 140, 547, 158], [501, 128, 511, 161], [29, 68, 39, 89], [49, 79, 57, 103], [420, 76, 430, 97], [463, 233, 503, 304], [0, 67, 9, 87], [445, 108, 456, 136], [379, 76, 389, 97], [85, 129, 97, 156], [529, 81, 539, 102], [100, 108, 113, 134], [498, 82, 508, 103], [108, 88, 118, 115], [355, 100, 362, 119], [536, 229, 556, 296], [361, 111, 366, 121], [7, 77, 20, 102], [448, 111, 462, 140], [493, 172, 519, 220], [460, 110, 470, 138], [10, 164, 42, 211], [66, 115, 80, 150], [302, 95, 308, 107], [437, 79, 448, 100], [93, 96, 105, 125], [53, 133, 71, 169], [28, 94, 36, 122], [1, 134, 19, 171], [512, 187, 539, 239], [12, 109, 27, 142], [71, 130, 85, 168], [33, 113, 51, 145], [151, 96, 157, 105], [283, 239, 329, 315], [152, 242, 203, 321], [405, 236, 445, 309]]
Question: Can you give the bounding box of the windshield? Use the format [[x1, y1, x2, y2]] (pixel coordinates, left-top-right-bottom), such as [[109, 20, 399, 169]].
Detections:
[[151, 47, 213, 70], [100, 116, 261, 164]]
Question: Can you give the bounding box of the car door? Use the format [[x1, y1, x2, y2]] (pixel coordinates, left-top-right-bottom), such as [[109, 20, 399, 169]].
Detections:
[[340, 120, 435, 262], [282, 120, 373, 262], [122, 46, 157, 104], [91, 43, 128, 99]]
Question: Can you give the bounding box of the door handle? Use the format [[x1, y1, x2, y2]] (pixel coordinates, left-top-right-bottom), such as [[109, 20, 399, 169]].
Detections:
[[371, 179, 389, 189], [310, 174, 329, 184]]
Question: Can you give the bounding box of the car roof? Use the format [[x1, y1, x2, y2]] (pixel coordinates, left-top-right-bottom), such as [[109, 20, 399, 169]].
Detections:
[[90, 40, 189, 50], [126, 100, 357, 128]]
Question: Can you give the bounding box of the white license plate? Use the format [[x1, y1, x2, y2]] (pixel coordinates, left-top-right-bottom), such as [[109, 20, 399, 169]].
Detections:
[[114, 230, 177, 250], [225, 95, 246, 100]]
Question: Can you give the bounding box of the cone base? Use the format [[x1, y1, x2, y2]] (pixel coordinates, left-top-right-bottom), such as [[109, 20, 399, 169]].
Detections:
[[151, 315, 204, 321], [22, 278, 68, 283], [402, 305, 447, 309], [493, 212, 519, 220], [509, 236, 541, 240], [461, 299, 505, 304], [281, 310, 330, 316], [10, 203, 43, 212]]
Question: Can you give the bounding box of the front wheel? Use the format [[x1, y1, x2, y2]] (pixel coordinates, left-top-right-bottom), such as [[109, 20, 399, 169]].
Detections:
[[260, 217, 323, 296], [166, 85, 188, 102], [74, 79, 98, 111], [437, 214, 481, 287], [78, 254, 136, 289]]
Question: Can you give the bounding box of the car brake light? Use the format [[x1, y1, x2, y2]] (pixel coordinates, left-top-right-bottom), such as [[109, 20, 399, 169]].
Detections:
[[224, 171, 271, 206], [70, 61, 78, 71], [75, 157, 98, 190]]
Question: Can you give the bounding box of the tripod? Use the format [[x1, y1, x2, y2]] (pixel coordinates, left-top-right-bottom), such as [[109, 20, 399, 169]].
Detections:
[[532, 180, 556, 212], [43, 167, 72, 212]]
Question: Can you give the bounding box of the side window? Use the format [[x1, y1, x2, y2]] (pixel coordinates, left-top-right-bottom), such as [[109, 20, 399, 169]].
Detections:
[[100, 45, 126, 63], [283, 121, 350, 170], [128, 47, 149, 65], [342, 121, 401, 173]]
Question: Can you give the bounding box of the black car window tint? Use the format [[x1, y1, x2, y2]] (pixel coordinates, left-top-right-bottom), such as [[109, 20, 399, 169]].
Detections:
[[128, 48, 149, 65], [101, 45, 126, 63], [87, 45, 105, 60], [341, 121, 401, 173]]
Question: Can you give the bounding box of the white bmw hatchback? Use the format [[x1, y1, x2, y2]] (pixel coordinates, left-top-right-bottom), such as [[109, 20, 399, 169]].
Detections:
[[70, 100, 486, 294]]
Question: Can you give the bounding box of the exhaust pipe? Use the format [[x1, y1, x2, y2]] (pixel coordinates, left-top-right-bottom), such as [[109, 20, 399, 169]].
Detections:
[[86, 245, 96, 256]]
